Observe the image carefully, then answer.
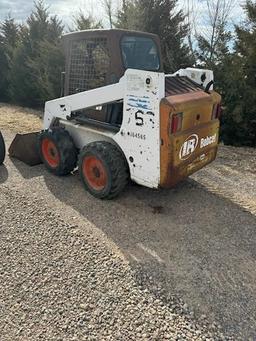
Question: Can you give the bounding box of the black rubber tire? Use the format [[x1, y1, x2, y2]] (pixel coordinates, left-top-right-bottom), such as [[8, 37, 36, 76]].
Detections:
[[78, 141, 129, 199], [38, 128, 77, 176], [0, 132, 5, 165]]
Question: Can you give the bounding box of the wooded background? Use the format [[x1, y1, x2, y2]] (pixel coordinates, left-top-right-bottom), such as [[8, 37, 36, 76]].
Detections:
[[0, 0, 255, 147]]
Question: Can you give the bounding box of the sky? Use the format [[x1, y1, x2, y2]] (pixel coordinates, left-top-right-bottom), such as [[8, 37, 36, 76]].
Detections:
[[0, 0, 245, 30], [0, 0, 117, 28]]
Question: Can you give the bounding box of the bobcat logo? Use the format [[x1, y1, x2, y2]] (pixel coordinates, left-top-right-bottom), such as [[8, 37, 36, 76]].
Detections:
[[179, 134, 199, 160]]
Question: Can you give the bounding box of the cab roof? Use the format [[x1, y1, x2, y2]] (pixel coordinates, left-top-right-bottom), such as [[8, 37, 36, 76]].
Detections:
[[62, 28, 160, 41]]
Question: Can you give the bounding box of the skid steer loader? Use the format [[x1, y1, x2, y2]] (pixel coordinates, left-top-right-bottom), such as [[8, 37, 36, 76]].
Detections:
[[0, 132, 5, 165], [9, 29, 221, 199]]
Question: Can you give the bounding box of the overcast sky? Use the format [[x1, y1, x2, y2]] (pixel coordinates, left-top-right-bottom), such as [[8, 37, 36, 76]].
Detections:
[[0, 0, 114, 28], [0, 0, 245, 30]]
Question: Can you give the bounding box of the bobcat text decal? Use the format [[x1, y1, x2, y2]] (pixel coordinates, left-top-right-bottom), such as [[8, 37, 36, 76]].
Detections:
[[179, 134, 217, 160]]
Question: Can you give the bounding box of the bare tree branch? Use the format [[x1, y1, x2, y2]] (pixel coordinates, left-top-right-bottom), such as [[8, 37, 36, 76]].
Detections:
[[101, 0, 114, 28], [186, 0, 237, 63]]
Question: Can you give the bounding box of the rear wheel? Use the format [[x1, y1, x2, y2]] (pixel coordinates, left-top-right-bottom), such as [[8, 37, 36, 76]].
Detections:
[[39, 128, 77, 175], [78, 141, 129, 199], [0, 132, 5, 165]]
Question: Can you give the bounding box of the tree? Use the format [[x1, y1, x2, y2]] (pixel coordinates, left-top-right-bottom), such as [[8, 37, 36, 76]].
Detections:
[[72, 10, 102, 31], [0, 16, 21, 101], [9, 1, 64, 106], [102, 0, 115, 28], [195, 0, 235, 68], [116, 0, 193, 72], [220, 1, 256, 146], [116, 0, 141, 30]]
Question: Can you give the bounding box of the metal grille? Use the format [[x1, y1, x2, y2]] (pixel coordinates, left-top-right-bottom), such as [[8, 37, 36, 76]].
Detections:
[[69, 37, 110, 95], [165, 76, 203, 97]]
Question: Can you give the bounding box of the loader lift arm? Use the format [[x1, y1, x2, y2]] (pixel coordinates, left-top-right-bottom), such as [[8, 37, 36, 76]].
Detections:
[[44, 78, 125, 130]]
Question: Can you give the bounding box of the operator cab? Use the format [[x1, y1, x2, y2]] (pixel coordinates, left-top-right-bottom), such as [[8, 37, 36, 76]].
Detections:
[[62, 29, 163, 130]]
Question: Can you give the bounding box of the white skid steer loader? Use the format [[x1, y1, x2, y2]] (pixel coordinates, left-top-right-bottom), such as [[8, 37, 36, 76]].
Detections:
[[9, 29, 221, 199]]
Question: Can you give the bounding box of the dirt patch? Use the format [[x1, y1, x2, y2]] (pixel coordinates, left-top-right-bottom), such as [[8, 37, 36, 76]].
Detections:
[[0, 102, 42, 133]]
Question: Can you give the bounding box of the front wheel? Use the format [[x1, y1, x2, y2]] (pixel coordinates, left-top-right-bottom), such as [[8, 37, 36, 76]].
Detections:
[[39, 128, 77, 176], [0, 132, 6, 165], [78, 141, 129, 199]]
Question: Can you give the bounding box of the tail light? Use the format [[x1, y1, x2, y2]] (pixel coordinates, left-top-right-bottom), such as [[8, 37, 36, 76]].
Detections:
[[212, 103, 222, 120], [170, 112, 183, 134]]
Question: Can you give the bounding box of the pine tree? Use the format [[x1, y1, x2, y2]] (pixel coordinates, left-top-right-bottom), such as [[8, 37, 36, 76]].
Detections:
[[197, 23, 231, 70], [116, 0, 141, 30], [194, 0, 233, 69], [0, 16, 20, 101], [9, 1, 64, 107], [221, 1, 256, 147], [72, 11, 103, 31]]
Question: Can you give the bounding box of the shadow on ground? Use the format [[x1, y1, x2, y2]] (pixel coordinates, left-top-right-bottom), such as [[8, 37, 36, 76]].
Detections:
[[38, 168, 256, 339], [9, 158, 43, 180], [5, 154, 256, 339], [0, 164, 8, 184]]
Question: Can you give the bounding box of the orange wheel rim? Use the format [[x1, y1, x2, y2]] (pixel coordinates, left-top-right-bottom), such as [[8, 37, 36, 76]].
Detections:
[[41, 138, 60, 168], [83, 156, 107, 191]]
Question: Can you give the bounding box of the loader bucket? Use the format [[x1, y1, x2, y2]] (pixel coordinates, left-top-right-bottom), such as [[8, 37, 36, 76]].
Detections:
[[9, 132, 42, 166]]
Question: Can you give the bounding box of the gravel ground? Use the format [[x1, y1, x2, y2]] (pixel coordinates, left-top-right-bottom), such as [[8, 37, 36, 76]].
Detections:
[[0, 103, 42, 133], [0, 105, 256, 340], [0, 185, 228, 341], [192, 145, 256, 215]]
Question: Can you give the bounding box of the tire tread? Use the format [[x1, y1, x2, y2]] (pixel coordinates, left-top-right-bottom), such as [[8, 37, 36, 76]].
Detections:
[[0, 132, 5, 165], [39, 128, 77, 176], [79, 141, 129, 199]]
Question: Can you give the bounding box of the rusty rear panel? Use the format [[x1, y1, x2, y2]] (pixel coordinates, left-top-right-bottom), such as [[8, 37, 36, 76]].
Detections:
[[160, 90, 221, 188]]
